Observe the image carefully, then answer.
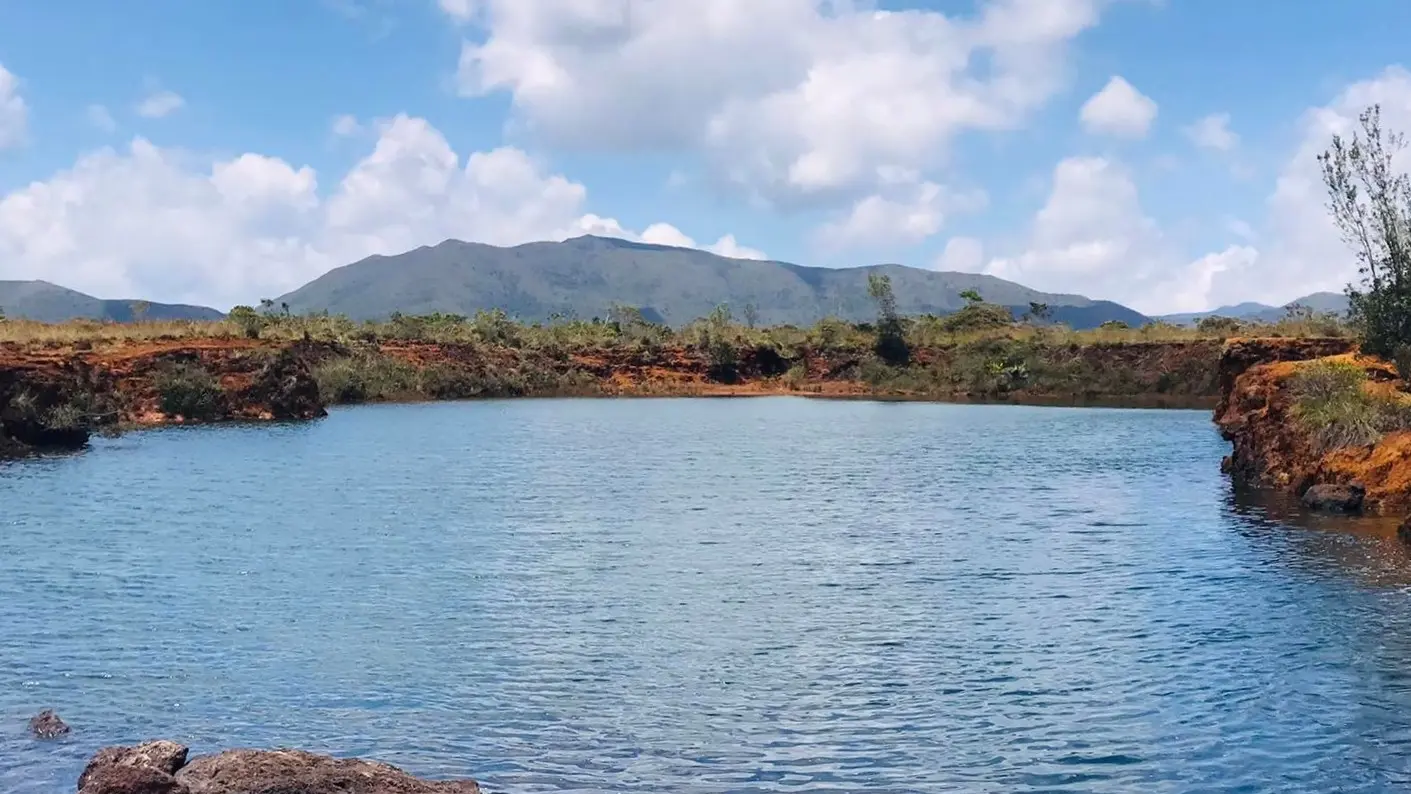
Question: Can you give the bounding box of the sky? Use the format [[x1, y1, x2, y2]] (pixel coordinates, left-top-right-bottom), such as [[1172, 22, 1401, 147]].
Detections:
[[2, 0, 1411, 315]]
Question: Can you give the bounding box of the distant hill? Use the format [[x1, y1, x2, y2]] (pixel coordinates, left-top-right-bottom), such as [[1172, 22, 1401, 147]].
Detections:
[[1158, 291, 1349, 326], [277, 235, 1151, 329], [0, 281, 224, 323]]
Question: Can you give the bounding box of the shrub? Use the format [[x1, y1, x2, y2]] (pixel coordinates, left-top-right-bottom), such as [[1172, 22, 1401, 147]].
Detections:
[[227, 305, 263, 339], [939, 303, 1013, 334], [154, 363, 224, 420], [1291, 360, 1411, 450], [313, 354, 417, 403], [1196, 315, 1243, 336]]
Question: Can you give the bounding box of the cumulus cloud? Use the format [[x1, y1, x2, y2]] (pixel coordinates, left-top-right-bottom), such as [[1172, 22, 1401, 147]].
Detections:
[[0, 114, 761, 308], [1206, 66, 1411, 308], [1079, 76, 1157, 138], [1184, 112, 1238, 151], [815, 178, 986, 249], [0, 63, 27, 149], [984, 156, 1241, 313], [136, 89, 184, 119], [935, 236, 984, 272], [638, 222, 767, 260], [87, 104, 117, 133], [452, 0, 1101, 203]]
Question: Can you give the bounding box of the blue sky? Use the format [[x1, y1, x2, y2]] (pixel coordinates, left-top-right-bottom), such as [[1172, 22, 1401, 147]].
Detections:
[[1, 0, 1410, 314]]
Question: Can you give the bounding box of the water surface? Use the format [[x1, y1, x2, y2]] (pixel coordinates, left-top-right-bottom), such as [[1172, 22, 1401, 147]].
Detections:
[[4, 398, 1411, 793]]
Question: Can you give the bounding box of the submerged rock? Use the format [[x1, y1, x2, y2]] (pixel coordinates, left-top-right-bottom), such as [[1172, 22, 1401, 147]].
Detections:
[[76, 742, 480, 794], [27, 709, 70, 739], [1301, 483, 1366, 513]]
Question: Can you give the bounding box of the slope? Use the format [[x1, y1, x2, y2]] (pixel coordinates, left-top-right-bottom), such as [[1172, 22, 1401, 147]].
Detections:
[[277, 236, 1149, 328], [0, 281, 225, 323]]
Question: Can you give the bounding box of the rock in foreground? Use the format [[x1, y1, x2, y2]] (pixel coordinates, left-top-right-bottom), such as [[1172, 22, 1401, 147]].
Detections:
[[77, 741, 480, 794]]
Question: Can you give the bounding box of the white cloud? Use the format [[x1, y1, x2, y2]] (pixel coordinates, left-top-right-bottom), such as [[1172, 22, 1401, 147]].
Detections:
[[935, 236, 984, 272], [815, 178, 985, 249], [331, 114, 362, 136], [1079, 76, 1157, 138], [0, 114, 760, 307], [984, 156, 1239, 313], [439, 0, 477, 22], [136, 90, 184, 119], [1184, 112, 1238, 151], [638, 222, 767, 260], [0, 63, 27, 149], [1207, 66, 1411, 308], [453, 0, 1101, 203], [87, 104, 117, 133]]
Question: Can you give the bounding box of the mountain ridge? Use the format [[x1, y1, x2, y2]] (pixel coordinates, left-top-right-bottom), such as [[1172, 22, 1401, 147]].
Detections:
[[0, 281, 225, 323], [275, 235, 1151, 329]]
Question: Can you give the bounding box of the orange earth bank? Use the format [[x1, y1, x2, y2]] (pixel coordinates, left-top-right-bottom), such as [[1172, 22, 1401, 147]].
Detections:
[[1214, 337, 1411, 515]]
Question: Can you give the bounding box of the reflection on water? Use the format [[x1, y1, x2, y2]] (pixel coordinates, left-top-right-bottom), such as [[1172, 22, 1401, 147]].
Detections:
[[1225, 484, 1411, 588], [2, 398, 1411, 793]]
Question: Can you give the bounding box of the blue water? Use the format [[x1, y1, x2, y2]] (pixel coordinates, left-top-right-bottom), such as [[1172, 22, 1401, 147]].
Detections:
[[4, 398, 1411, 793]]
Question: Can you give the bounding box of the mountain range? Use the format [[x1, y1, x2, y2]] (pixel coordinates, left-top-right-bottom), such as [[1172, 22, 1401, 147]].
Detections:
[[1156, 292, 1349, 325], [0, 281, 224, 323], [274, 236, 1149, 329], [0, 236, 1351, 330]]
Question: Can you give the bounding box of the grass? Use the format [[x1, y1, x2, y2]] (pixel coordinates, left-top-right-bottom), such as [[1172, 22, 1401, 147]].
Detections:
[[1291, 360, 1411, 450]]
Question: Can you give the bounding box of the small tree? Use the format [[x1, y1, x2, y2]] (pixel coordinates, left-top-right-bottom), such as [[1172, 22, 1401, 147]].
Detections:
[[129, 300, 151, 323], [1026, 301, 1051, 323], [959, 289, 984, 305], [868, 272, 909, 364], [743, 302, 760, 329], [1319, 104, 1411, 357], [700, 304, 738, 382]]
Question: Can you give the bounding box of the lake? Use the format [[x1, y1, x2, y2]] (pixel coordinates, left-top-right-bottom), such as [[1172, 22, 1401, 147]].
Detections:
[[4, 398, 1411, 793]]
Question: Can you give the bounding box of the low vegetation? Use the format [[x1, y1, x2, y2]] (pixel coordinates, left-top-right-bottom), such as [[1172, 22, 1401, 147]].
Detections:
[[1291, 360, 1411, 451], [154, 363, 225, 420]]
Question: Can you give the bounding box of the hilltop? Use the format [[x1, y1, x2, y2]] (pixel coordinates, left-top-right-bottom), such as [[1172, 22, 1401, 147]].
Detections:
[[0, 281, 224, 323], [275, 235, 1150, 329]]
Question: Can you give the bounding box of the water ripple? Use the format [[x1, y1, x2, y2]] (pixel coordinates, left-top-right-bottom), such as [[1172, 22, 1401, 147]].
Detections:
[[3, 399, 1411, 792]]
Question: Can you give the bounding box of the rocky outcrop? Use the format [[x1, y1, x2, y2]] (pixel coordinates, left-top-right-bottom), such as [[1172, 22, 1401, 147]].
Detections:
[[77, 741, 480, 794], [27, 709, 70, 739], [0, 339, 327, 455], [1215, 337, 1411, 515]]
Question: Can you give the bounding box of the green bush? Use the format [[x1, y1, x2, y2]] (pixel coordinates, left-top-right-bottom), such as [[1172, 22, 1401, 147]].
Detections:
[[939, 303, 1013, 334], [154, 363, 224, 420], [1291, 360, 1411, 450], [313, 355, 417, 403]]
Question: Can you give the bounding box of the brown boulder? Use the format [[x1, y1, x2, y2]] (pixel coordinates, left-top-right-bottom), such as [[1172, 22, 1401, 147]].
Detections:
[[1301, 482, 1366, 513], [77, 764, 188, 794], [28, 709, 70, 739], [79, 741, 190, 789], [76, 743, 480, 794]]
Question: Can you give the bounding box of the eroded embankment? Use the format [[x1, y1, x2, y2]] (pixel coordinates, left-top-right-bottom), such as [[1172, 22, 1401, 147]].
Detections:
[[1213, 337, 1411, 514], [0, 338, 324, 454], [0, 335, 1229, 454]]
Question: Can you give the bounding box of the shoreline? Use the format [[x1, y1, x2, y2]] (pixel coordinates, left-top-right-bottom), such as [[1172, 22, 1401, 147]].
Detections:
[[0, 334, 1230, 455]]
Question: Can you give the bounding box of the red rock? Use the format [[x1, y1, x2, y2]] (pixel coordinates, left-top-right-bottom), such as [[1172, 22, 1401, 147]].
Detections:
[[75, 743, 481, 794]]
